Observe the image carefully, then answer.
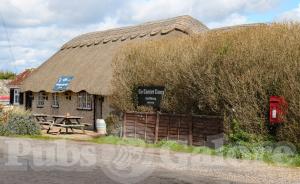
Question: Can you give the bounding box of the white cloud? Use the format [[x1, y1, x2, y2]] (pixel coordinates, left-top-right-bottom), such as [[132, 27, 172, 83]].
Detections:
[[277, 3, 300, 22], [10, 59, 26, 66], [0, 0, 53, 27], [0, 16, 124, 72], [0, 0, 282, 73], [125, 0, 279, 25], [207, 13, 248, 28], [1, 0, 278, 27]]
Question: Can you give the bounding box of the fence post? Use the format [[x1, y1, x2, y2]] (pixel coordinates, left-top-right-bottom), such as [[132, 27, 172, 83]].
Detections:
[[154, 111, 160, 144], [144, 113, 148, 141], [188, 115, 193, 146], [178, 115, 181, 141], [134, 114, 137, 139], [123, 112, 126, 138]]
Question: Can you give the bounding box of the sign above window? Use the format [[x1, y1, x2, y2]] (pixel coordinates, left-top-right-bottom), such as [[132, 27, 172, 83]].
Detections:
[[137, 86, 165, 108], [53, 76, 74, 92]]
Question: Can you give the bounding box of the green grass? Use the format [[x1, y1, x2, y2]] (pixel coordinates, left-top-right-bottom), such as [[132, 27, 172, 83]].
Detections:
[[12, 135, 62, 141], [7, 134, 300, 168], [91, 135, 147, 147]]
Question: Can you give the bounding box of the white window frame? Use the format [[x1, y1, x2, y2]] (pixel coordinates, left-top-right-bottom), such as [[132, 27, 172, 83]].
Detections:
[[52, 93, 59, 108], [14, 89, 20, 105], [77, 91, 92, 110], [37, 92, 46, 107]]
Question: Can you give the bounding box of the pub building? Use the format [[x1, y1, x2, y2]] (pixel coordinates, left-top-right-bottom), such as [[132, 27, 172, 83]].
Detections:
[[20, 16, 208, 129], [8, 69, 34, 106]]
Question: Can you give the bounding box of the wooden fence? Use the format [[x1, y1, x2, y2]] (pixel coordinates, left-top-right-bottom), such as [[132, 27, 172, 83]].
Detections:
[[122, 112, 224, 146]]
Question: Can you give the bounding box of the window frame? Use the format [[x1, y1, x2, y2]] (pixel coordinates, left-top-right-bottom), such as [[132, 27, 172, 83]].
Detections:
[[77, 91, 92, 110], [37, 92, 47, 108], [52, 93, 59, 108], [13, 89, 20, 105]]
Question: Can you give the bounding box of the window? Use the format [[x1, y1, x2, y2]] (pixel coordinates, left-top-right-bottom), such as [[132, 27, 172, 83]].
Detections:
[[14, 89, 20, 104], [37, 92, 47, 107], [52, 93, 59, 108], [77, 91, 92, 110]]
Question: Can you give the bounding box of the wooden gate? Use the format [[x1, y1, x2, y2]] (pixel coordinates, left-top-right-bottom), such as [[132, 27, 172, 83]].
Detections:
[[122, 112, 224, 146]]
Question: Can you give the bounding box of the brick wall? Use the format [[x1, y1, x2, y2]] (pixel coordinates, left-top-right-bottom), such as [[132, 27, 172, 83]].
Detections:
[[30, 92, 113, 128]]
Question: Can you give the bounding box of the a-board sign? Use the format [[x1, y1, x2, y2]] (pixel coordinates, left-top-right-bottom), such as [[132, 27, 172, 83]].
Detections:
[[53, 76, 73, 91], [137, 86, 165, 108]]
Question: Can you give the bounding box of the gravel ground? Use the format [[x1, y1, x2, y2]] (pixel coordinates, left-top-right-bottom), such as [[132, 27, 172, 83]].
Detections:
[[0, 137, 299, 184]]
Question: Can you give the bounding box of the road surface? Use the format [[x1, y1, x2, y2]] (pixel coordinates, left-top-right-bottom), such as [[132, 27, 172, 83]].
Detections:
[[0, 137, 299, 184]]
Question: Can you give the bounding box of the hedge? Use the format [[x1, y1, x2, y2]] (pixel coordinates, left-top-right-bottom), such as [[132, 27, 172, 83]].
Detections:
[[111, 23, 300, 147]]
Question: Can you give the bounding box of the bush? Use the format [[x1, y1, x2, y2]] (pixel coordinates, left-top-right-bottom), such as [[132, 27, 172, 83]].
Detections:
[[0, 108, 41, 136], [111, 23, 300, 146], [105, 114, 122, 136]]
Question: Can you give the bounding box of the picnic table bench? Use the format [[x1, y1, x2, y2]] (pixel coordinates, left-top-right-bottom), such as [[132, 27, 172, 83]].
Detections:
[[33, 114, 54, 129], [47, 115, 85, 135]]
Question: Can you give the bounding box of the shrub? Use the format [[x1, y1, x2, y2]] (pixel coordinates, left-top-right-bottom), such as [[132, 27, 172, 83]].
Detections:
[[291, 155, 300, 167], [105, 114, 122, 136], [111, 23, 300, 146], [0, 108, 40, 136]]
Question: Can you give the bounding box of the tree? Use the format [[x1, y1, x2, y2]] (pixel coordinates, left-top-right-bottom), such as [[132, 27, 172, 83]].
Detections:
[[0, 71, 16, 80]]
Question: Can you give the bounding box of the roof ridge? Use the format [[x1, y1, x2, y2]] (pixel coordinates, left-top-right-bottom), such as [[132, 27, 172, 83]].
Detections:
[[74, 15, 201, 38], [62, 15, 208, 49]]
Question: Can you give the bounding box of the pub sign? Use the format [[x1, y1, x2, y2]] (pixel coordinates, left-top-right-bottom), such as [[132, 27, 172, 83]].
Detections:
[[53, 76, 74, 91], [137, 86, 165, 108]]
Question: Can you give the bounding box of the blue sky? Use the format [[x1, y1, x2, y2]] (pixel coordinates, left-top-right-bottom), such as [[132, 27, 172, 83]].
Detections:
[[1, 0, 300, 73]]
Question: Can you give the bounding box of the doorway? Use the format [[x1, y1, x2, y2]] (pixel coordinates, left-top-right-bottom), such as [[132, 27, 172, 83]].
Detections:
[[25, 91, 33, 110], [94, 95, 104, 130]]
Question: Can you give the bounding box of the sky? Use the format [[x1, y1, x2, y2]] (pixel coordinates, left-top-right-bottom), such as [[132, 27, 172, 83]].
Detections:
[[1, 0, 300, 73]]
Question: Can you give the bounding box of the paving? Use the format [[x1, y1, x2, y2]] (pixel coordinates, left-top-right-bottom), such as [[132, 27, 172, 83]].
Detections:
[[0, 137, 299, 184], [40, 125, 98, 140]]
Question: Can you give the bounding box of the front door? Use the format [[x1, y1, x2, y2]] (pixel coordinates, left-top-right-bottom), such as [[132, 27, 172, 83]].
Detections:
[[25, 91, 33, 110], [95, 96, 103, 119], [94, 95, 104, 131]]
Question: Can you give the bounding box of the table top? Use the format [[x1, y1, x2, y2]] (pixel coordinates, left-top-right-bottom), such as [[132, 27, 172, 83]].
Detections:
[[52, 115, 83, 119], [33, 114, 48, 117]]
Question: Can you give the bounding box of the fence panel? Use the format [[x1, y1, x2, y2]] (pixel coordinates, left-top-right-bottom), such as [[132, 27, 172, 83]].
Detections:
[[123, 112, 223, 146]]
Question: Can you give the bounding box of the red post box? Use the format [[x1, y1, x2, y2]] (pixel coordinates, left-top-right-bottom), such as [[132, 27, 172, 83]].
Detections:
[[269, 96, 288, 124]]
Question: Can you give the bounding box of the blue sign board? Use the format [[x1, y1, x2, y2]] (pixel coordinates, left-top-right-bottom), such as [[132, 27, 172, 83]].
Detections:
[[53, 76, 73, 91]]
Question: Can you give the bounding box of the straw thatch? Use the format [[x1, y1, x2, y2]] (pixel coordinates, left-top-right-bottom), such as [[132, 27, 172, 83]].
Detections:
[[21, 15, 208, 95]]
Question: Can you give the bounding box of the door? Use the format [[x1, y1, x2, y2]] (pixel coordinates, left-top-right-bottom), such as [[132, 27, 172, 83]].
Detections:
[[9, 89, 14, 105], [93, 95, 104, 131], [25, 91, 33, 110], [95, 96, 103, 119]]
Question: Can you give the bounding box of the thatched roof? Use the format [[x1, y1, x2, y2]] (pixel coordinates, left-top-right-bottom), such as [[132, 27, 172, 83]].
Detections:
[[21, 15, 208, 95]]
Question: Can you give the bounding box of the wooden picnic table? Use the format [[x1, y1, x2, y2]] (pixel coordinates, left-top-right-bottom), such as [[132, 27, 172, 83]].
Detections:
[[48, 115, 85, 134], [33, 114, 53, 130], [33, 114, 49, 122]]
